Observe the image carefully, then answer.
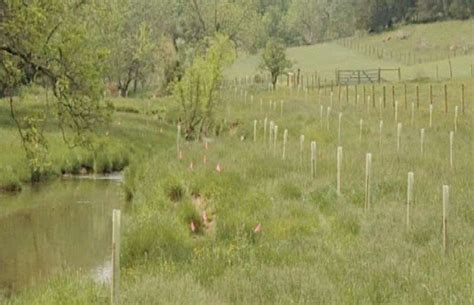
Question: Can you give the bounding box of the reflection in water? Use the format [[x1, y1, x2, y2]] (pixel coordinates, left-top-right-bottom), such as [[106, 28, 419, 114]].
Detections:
[[0, 177, 124, 294]]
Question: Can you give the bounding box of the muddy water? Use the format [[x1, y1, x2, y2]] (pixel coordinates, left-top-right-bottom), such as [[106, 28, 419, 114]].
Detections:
[[0, 175, 124, 295]]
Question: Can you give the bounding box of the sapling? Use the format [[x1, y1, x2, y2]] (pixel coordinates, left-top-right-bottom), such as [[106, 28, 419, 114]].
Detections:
[[311, 141, 317, 178], [442, 185, 449, 253], [407, 172, 414, 228], [365, 153, 372, 210], [282, 129, 288, 160], [336, 146, 343, 196]]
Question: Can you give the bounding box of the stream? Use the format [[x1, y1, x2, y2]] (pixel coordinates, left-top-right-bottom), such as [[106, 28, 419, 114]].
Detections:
[[0, 174, 124, 296]]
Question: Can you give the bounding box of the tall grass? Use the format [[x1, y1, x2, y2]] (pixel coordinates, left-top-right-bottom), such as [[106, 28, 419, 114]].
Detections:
[[5, 78, 473, 304]]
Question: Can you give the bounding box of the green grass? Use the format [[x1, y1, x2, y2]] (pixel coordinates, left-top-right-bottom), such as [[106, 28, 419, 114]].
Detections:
[[342, 19, 474, 63], [226, 19, 474, 82], [0, 93, 174, 196], [7, 78, 472, 304]]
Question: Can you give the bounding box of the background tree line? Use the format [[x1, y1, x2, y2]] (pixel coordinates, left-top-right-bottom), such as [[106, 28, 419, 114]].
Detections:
[[2, 0, 472, 99]]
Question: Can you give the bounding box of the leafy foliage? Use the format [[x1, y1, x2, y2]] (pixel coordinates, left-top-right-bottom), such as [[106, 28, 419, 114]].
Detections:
[[259, 40, 292, 89], [174, 35, 235, 140]]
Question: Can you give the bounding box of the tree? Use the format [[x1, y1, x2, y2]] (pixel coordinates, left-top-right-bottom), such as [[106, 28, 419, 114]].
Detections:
[[259, 40, 292, 90], [1, 0, 111, 180], [287, 0, 330, 45], [174, 34, 235, 140]]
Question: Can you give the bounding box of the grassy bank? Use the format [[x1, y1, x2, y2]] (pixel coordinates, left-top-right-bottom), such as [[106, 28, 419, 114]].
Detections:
[[0, 93, 173, 195], [6, 78, 473, 304]]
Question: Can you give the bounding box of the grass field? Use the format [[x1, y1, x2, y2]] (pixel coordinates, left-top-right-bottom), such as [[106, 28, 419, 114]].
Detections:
[[226, 20, 474, 82], [5, 78, 473, 304]]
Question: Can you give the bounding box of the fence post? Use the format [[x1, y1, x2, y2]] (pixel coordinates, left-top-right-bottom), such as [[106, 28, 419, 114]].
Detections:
[[378, 68, 381, 83], [442, 185, 449, 254], [383, 86, 386, 108], [336, 146, 343, 196], [372, 85, 375, 107], [429, 85, 433, 105], [398, 67, 401, 82], [365, 153, 372, 211], [111, 209, 121, 305], [407, 172, 414, 229], [416, 85, 420, 110], [404, 84, 408, 110], [444, 84, 448, 113], [461, 84, 465, 114]]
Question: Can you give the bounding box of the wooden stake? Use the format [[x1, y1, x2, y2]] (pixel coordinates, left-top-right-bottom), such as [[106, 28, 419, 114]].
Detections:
[[394, 100, 399, 123], [461, 84, 465, 114], [420, 128, 425, 156], [111, 209, 121, 305], [442, 185, 449, 253], [404, 84, 408, 110], [338, 112, 343, 146], [269, 121, 274, 147], [429, 104, 433, 128], [176, 124, 181, 160], [407, 172, 414, 229], [326, 107, 331, 130], [263, 117, 267, 143], [359, 119, 363, 144], [320, 105, 324, 129], [444, 84, 448, 113], [311, 141, 317, 178], [300, 135, 305, 166], [282, 129, 288, 160], [411, 102, 415, 126], [253, 120, 257, 142], [336, 146, 343, 196], [365, 153, 372, 211], [429, 85, 433, 105], [379, 120, 384, 154], [273, 125, 278, 155], [449, 131, 454, 169], [454, 106, 458, 132], [416, 85, 420, 110]]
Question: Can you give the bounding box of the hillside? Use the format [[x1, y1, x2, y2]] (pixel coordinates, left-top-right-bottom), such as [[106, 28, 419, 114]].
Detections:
[[227, 19, 474, 82]]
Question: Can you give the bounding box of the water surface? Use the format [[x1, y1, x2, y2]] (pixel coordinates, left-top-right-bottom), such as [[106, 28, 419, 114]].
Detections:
[[0, 176, 124, 295]]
